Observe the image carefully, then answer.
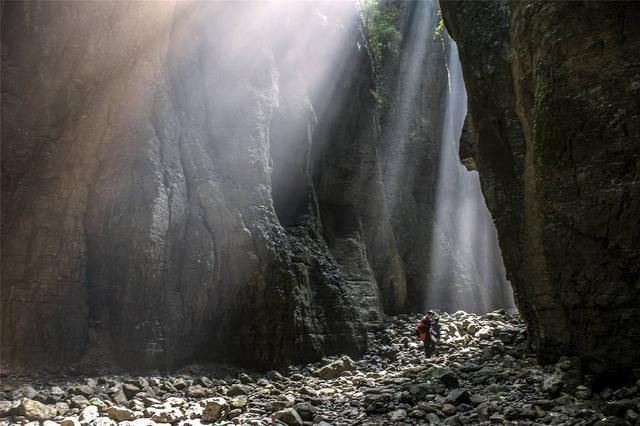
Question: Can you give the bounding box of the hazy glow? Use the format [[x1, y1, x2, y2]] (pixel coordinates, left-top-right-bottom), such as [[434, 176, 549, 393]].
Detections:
[[426, 39, 516, 313], [169, 0, 515, 313], [381, 0, 435, 202]]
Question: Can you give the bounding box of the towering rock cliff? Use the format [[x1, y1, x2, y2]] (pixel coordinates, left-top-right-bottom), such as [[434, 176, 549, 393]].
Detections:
[[2, 0, 516, 372], [1, 1, 408, 371], [441, 0, 640, 376]]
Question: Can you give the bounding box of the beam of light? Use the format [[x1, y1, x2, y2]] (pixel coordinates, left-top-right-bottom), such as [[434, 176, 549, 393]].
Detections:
[[380, 0, 436, 205], [375, 0, 514, 314], [426, 36, 516, 314], [376, 0, 440, 315]]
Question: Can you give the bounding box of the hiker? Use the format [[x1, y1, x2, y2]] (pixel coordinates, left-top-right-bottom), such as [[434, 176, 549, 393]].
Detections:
[[416, 310, 441, 357]]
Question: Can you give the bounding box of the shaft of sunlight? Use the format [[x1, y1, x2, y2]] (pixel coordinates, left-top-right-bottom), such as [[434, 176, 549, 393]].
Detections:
[[382, 0, 436, 204], [426, 38, 516, 314]]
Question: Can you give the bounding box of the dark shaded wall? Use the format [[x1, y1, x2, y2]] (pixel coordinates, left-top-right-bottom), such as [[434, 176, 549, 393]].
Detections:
[[1, 1, 407, 371], [441, 0, 640, 375]]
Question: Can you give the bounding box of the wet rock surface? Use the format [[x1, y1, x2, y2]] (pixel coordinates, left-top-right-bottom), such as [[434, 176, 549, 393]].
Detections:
[[2, 312, 639, 425]]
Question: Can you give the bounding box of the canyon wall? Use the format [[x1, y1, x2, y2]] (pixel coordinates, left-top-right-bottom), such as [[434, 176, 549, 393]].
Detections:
[[1, 1, 408, 371], [1, 0, 515, 372], [441, 0, 640, 376]]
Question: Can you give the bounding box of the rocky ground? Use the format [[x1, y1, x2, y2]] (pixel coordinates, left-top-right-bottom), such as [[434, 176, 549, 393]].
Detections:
[[1, 311, 639, 425]]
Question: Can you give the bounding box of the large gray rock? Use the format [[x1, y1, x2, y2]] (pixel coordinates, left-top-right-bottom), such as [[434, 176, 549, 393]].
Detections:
[[16, 399, 57, 422], [143, 405, 184, 424], [225, 384, 246, 397], [313, 356, 356, 380]]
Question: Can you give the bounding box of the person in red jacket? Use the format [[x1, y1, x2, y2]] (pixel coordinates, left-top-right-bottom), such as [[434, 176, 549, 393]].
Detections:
[[416, 310, 441, 357]]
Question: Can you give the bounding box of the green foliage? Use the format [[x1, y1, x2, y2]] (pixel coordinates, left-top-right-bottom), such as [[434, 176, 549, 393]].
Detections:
[[369, 88, 382, 104], [434, 17, 445, 40], [358, 0, 402, 71]]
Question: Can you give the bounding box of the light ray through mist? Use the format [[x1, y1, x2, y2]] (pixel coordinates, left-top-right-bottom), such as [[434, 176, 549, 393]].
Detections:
[[170, 0, 515, 315], [426, 39, 516, 313], [376, 0, 514, 314], [381, 0, 436, 203]]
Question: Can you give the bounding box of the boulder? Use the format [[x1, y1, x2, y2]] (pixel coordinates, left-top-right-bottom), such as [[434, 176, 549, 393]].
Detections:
[[388, 409, 407, 422], [122, 384, 141, 400], [272, 408, 303, 426], [79, 405, 99, 424], [226, 384, 247, 397], [313, 356, 356, 380], [445, 389, 472, 405], [143, 405, 184, 423], [186, 385, 212, 398], [90, 417, 116, 426], [16, 399, 57, 422], [230, 395, 247, 410], [292, 402, 316, 421], [201, 397, 229, 422], [69, 385, 94, 397], [106, 406, 136, 422]]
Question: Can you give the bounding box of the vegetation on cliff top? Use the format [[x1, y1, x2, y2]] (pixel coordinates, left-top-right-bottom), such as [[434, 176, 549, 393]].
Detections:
[[358, 0, 402, 75]]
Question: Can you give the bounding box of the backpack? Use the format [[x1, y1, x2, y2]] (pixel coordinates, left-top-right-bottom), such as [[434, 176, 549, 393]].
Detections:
[[430, 320, 441, 343], [416, 320, 428, 341]]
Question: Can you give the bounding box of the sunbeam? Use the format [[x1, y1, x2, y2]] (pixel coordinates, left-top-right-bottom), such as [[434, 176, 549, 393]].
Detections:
[[426, 39, 516, 313]]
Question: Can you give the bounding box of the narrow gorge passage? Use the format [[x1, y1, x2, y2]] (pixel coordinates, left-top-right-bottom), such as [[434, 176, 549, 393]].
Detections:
[[372, 0, 513, 315], [2, 0, 640, 425]]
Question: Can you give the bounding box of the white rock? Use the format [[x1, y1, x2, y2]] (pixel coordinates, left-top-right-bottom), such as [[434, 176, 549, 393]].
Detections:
[[90, 417, 116, 426], [79, 405, 99, 425], [119, 420, 158, 426], [143, 404, 185, 423]]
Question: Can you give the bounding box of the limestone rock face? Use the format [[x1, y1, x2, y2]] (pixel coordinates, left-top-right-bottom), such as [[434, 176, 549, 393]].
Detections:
[[441, 0, 640, 375], [376, 1, 450, 312], [1, 1, 405, 371]]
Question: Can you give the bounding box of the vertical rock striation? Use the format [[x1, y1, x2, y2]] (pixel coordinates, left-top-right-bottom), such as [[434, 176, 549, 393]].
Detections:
[[2, 0, 181, 370], [441, 0, 640, 376], [1, 0, 518, 373]]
